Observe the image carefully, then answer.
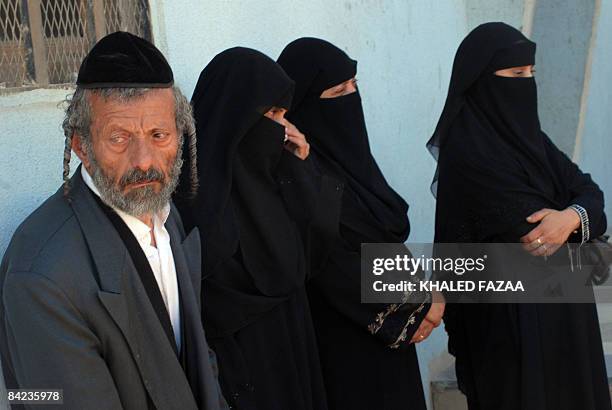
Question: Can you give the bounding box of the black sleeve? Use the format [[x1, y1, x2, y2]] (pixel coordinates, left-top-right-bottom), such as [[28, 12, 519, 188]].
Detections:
[[3, 272, 124, 409], [437, 148, 555, 243], [280, 153, 430, 349], [277, 153, 344, 278], [546, 138, 607, 240], [311, 250, 430, 350]]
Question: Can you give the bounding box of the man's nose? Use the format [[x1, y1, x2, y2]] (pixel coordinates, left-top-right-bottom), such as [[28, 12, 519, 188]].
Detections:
[[129, 137, 155, 171]]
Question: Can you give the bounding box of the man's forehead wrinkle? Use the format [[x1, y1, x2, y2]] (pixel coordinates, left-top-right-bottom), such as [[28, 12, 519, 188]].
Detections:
[[91, 103, 175, 130]]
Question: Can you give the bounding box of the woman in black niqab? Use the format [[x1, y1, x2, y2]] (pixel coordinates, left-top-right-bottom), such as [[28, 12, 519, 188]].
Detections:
[[429, 22, 610, 410], [279, 38, 410, 245], [175, 47, 328, 410], [278, 38, 432, 410]]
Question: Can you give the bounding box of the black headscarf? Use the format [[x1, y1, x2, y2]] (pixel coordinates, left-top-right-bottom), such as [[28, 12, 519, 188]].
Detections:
[[429, 22, 604, 243], [430, 26, 610, 410], [175, 47, 304, 336], [278, 38, 409, 247]]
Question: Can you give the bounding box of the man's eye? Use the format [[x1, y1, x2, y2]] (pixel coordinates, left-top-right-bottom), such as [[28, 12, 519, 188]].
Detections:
[[153, 132, 168, 139], [110, 136, 127, 144]]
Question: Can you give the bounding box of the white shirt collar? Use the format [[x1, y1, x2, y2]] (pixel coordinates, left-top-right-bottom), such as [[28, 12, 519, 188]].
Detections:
[[81, 166, 171, 246]]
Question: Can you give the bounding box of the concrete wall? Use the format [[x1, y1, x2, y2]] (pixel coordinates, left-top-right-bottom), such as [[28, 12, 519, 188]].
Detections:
[[577, 0, 612, 222], [1, 1, 610, 408], [531, 0, 597, 155]]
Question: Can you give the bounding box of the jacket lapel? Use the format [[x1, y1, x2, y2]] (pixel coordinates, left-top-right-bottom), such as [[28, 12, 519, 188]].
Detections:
[[168, 214, 226, 410], [168, 222, 201, 301], [69, 168, 198, 410]]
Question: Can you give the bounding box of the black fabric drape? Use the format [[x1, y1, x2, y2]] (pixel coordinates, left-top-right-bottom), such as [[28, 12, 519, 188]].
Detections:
[[429, 21, 606, 247], [175, 47, 303, 337], [426, 22, 602, 242], [278, 38, 410, 246], [278, 38, 428, 410], [429, 22, 610, 410], [175, 47, 328, 410], [275, 151, 345, 277]]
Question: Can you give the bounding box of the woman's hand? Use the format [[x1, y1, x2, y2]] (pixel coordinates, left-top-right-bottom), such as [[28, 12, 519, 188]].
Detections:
[[410, 291, 445, 344], [283, 120, 310, 160], [410, 319, 434, 344], [520, 208, 581, 256]]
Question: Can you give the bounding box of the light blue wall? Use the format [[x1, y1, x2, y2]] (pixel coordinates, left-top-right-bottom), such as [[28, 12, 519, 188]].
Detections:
[[0, 89, 78, 253], [151, 0, 468, 245], [578, 0, 612, 221], [464, 0, 526, 30], [1, 1, 610, 408], [532, 0, 596, 155]]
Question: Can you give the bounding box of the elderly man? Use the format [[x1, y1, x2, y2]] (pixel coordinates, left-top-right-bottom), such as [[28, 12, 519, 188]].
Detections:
[[0, 32, 227, 409]]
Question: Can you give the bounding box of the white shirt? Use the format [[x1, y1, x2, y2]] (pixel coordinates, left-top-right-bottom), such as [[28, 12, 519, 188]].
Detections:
[[81, 167, 181, 350]]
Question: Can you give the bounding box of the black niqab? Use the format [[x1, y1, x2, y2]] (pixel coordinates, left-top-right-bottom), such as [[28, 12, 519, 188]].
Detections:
[[278, 38, 409, 245], [428, 22, 536, 156], [428, 22, 603, 242], [429, 23, 610, 410], [176, 47, 303, 336], [278, 38, 428, 410], [176, 47, 331, 410]]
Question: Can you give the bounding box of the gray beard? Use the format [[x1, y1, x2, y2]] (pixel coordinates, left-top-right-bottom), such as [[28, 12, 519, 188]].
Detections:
[[88, 148, 183, 218]]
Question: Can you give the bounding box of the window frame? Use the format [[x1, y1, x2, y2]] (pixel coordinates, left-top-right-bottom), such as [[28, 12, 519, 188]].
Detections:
[[0, 0, 151, 94]]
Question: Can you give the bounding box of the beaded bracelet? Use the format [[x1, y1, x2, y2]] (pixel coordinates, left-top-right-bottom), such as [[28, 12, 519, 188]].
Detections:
[[568, 204, 590, 245]]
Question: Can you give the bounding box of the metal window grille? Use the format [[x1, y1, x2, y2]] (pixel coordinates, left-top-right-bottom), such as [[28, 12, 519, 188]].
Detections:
[[0, 0, 31, 88], [104, 0, 150, 39], [0, 0, 151, 90]]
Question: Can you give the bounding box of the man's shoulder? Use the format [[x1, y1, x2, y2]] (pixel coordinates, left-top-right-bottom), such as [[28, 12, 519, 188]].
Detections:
[[3, 188, 85, 275], [168, 201, 187, 239]]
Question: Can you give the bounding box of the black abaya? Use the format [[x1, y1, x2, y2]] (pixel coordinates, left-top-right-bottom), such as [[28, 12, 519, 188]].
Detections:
[[278, 38, 430, 410], [428, 22, 610, 410], [175, 47, 328, 410]]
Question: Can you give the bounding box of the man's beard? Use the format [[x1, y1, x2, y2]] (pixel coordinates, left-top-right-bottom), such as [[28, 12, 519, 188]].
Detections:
[[87, 146, 183, 218]]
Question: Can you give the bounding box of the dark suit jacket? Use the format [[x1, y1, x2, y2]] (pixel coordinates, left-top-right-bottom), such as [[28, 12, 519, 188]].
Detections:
[[0, 168, 228, 410]]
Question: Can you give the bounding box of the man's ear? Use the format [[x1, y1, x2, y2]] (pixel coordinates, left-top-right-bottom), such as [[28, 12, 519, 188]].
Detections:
[[71, 134, 90, 169]]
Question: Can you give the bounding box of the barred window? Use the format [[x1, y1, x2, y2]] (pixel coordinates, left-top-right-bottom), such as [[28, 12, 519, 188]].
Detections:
[[0, 0, 151, 90]]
